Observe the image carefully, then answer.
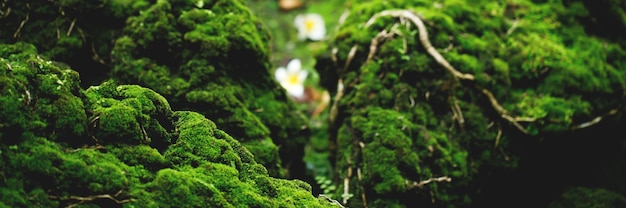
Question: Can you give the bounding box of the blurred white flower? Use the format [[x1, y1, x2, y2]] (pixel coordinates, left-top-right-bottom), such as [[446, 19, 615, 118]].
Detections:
[[294, 13, 326, 41], [275, 59, 308, 98]]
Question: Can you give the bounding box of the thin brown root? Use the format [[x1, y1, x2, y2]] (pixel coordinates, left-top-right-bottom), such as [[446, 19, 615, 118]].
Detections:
[[342, 166, 352, 204], [91, 42, 106, 64], [406, 176, 452, 190], [506, 18, 519, 36], [50, 189, 132, 208], [572, 108, 618, 130], [450, 97, 465, 127], [66, 18, 76, 36], [343, 45, 358, 72], [357, 167, 368, 208], [13, 11, 29, 38], [331, 47, 339, 65], [319, 194, 346, 208], [365, 10, 475, 81], [494, 127, 502, 148], [329, 79, 344, 126], [480, 89, 529, 134]]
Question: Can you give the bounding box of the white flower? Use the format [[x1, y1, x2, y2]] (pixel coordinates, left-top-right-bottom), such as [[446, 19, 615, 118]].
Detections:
[[294, 13, 326, 41], [275, 59, 308, 98]]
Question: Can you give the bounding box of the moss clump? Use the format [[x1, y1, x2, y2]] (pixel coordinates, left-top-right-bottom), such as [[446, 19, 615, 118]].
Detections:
[[0, 42, 86, 144], [84, 80, 174, 149], [548, 187, 626, 208], [108, 0, 310, 177], [0, 0, 149, 87], [316, 0, 626, 207], [0, 42, 334, 207], [2, 0, 311, 178]]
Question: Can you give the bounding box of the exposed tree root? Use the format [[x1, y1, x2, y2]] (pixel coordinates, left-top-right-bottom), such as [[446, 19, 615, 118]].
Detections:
[[366, 10, 475, 81], [49, 189, 132, 208], [406, 176, 452, 190]]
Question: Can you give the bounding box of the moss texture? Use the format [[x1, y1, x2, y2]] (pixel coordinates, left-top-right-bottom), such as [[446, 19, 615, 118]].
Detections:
[[1, 0, 311, 178], [0, 42, 334, 207], [316, 0, 626, 207], [108, 0, 310, 178]]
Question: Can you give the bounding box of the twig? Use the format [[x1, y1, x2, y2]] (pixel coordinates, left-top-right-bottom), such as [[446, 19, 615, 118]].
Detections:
[[319, 194, 346, 208], [329, 79, 344, 126], [506, 18, 519, 36], [331, 47, 339, 65], [49, 190, 132, 208], [66, 18, 76, 36], [365, 10, 475, 81], [15, 81, 31, 106], [0, 7, 10, 20], [91, 42, 106, 64], [450, 97, 465, 127], [406, 176, 452, 190], [365, 30, 391, 64], [342, 165, 352, 204], [140, 123, 149, 143], [494, 127, 502, 148], [571, 109, 618, 130], [13, 11, 29, 38], [357, 167, 367, 208], [480, 89, 530, 134], [343, 45, 358, 72]]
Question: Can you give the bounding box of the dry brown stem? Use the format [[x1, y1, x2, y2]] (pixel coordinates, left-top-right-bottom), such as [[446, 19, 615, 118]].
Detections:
[[365, 10, 475, 81], [406, 176, 452, 190]]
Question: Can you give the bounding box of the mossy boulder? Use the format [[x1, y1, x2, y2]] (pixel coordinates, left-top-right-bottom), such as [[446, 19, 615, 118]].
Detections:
[[1, 0, 311, 178], [108, 0, 310, 178], [316, 0, 626, 207], [0, 42, 86, 145], [0, 42, 334, 207]]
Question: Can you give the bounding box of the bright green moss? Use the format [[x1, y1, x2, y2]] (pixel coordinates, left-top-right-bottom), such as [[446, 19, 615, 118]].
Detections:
[[0, 54, 332, 207], [317, 0, 626, 206], [84, 81, 174, 147], [108, 145, 169, 170], [0, 43, 86, 143], [106, 0, 309, 177]]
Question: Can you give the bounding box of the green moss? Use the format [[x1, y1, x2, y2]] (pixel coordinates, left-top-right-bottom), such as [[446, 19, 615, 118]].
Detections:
[[548, 187, 626, 208], [104, 0, 311, 177], [316, 0, 626, 206], [0, 42, 86, 144], [84, 81, 174, 148], [0, 48, 333, 207]]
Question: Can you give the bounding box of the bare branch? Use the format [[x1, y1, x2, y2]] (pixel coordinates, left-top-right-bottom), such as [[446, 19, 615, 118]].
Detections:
[[49, 190, 132, 208], [66, 18, 76, 36], [406, 176, 452, 190], [450, 97, 465, 127], [494, 127, 502, 148], [319, 194, 346, 208], [506, 18, 519, 36], [329, 79, 344, 126], [343, 45, 358, 72], [572, 109, 618, 130], [480, 89, 530, 134], [365, 10, 475, 81], [343, 165, 352, 204], [13, 11, 29, 38]]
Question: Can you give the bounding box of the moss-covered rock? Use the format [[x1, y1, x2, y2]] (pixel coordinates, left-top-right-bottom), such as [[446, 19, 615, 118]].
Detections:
[[107, 0, 309, 177], [316, 0, 626, 207], [0, 42, 334, 207], [1, 0, 312, 179], [0, 42, 86, 145]]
